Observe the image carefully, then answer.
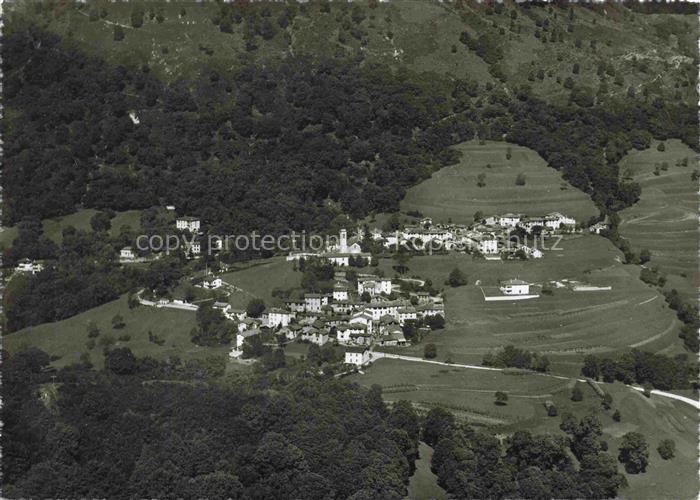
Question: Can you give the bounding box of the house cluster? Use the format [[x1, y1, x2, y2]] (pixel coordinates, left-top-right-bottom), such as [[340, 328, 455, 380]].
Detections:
[[228, 270, 444, 363], [371, 212, 578, 259], [14, 258, 44, 275], [287, 228, 371, 267]]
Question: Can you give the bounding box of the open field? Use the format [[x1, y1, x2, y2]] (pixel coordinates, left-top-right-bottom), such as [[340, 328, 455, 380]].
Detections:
[[220, 257, 302, 309], [617, 140, 698, 300], [3, 295, 226, 369], [376, 234, 684, 375], [401, 141, 599, 224], [0, 209, 142, 248], [353, 359, 699, 499]]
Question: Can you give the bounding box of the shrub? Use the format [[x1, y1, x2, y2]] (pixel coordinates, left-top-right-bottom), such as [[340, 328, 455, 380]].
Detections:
[[424, 343, 437, 359], [657, 439, 675, 460], [571, 386, 583, 401], [515, 173, 526, 186], [495, 391, 508, 405]]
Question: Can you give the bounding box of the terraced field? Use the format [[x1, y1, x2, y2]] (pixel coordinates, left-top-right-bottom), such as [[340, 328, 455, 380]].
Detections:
[[401, 141, 599, 224], [376, 234, 683, 375], [617, 139, 698, 300]]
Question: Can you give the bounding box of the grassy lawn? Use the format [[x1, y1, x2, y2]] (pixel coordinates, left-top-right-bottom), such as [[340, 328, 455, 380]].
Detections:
[[617, 139, 698, 300], [219, 257, 302, 309], [3, 294, 226, 369], [400, 140, 599, 224], [0, 209, 142, 248], [408, 442, 447, 500]]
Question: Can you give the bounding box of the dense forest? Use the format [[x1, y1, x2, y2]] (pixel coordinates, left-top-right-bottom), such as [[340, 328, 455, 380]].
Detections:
[[4, 27, 696, 234], [2, 346, 631, 499]]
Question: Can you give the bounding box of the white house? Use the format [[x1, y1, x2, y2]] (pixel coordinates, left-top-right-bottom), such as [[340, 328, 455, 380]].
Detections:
[[265, 308, 293, 328], [325, 254, 349, 266], [15, 259, 44, 274], [521, 246, 544, 259], [589, 222, 608, 235], [365, 300, 403, 321], [198, 277, 222, 289], [333, 284, 350, 301], [500, 279, 530, 295], [304, 293, 329, 313], [398, 306, 418, 324], [545, 212, 576, 230], [336, 323, 368, 344], [185, 241, 201, 256], [236, 328, 260, 349], [357, 276, 392, 296], [499, 213, 522, 227], [176, 216, 201, 233], [120, 246, 135, 260], [212, 301, 231, 314], [476, 235, 499, 254], [345, 347, 371, 367]]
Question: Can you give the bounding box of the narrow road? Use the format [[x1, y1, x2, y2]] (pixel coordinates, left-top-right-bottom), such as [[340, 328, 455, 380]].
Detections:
[[369, 351, 700, 410]]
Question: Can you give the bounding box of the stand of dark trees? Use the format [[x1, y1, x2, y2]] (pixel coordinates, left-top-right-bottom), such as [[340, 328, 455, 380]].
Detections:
[[581, 349, 698, 390], [425, 407, 627, 499], [2, 347, 419, 499], [3, 28, 457, 234]]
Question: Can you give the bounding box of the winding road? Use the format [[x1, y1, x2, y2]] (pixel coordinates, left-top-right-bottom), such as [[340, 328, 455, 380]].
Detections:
[[369, 352, 700, 410]]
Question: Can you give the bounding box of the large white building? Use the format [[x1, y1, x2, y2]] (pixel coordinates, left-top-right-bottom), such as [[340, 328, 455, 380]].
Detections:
[[15, 259, 44, 274], [500, 279, 530, 295], [544, 212, 576, 230], [176, 216, 201, 233], [357, 276, 392, 296], [345, 347, 371, 367], [265, 308, 293, 328], [498, 213, 522, 227], [304, 293, 329, 312]]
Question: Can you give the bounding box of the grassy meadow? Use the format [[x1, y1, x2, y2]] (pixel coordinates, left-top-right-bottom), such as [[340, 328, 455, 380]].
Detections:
[[401, 141, 599, 224], [617, 140, 698, 300], [0, 208, 142, 249], [3, 294, 225, 369]]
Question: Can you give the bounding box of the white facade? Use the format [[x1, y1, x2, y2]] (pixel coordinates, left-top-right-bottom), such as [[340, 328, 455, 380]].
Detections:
[[120, 247, 135, 260], [176, 217, 201, 232], [499, 214, 521, 227], [304, 294, 329, 313], [266, 309, 293, 328], [478, 237, 498, 255], [333, 286, 349, 301], [345, 349, 371, 367], [327, 255, 349, 267], [357, 277, 392, 296], [500, 279, 530, 295], [15, 259, 44, 274]]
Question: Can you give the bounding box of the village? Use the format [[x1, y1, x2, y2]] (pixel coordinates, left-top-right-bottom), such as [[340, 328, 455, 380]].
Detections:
[[14, 208, 603, 368]]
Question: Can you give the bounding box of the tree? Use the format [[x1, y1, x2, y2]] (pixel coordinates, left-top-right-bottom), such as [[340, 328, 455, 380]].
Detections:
[[87, 321, 101, 338], [422, 407, 455, 446], [639, 248, 651, 264], [602, 393, 613, 410], [612, 410, 621, 422], [90, 211, 112, 232], [114, 25, 125, 41], [105, 347, 137, 375], [131, 6, 145, 28], [657, 439, 675, 460], [447, 267, 467, 287], [495, 391, 508, 405], [423, 343, 437, 359], [506, 147, 512, 160], [246, 298, 266, 318], [515, 173, 526, 186], [477, 173, 486, 187], [571, 386, 583, 402], [657, 142, 666, 152], [111, 314, 125, 329], [424, 315, 445, 330], [618, 432, 649, 473]]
